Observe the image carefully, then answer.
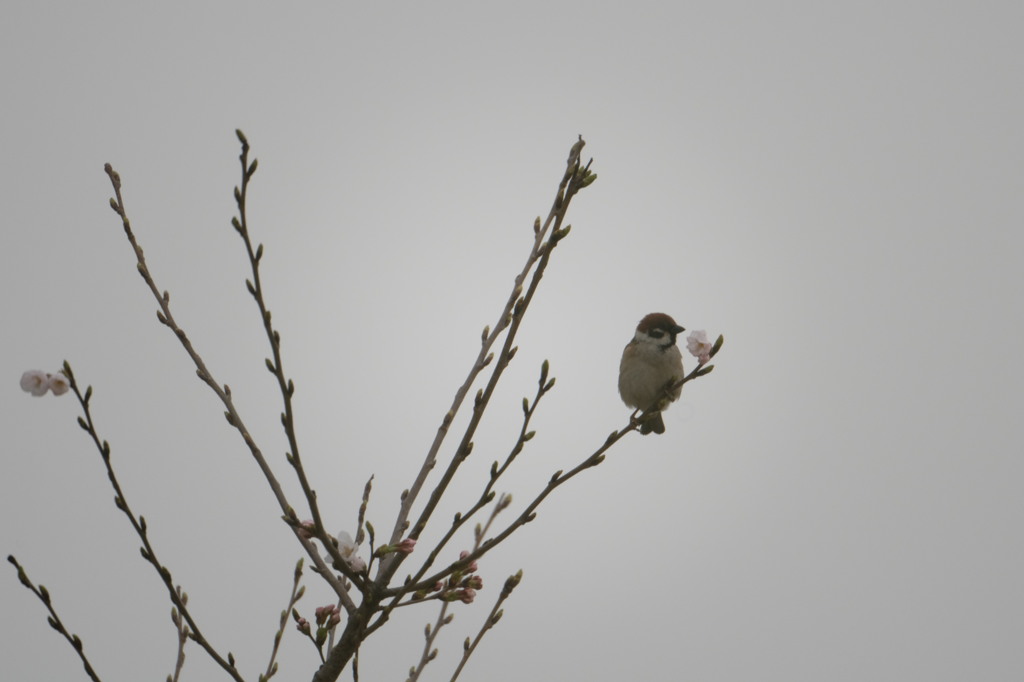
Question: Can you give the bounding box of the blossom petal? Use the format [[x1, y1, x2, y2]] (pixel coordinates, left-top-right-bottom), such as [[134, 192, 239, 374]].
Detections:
[[47, 373, 70, 396], [20, 370, 49, 397], [686, 330, 713, 362]]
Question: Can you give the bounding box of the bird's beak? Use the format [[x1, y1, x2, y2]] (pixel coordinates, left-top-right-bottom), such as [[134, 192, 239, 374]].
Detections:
[[674, 325, 686, 334]]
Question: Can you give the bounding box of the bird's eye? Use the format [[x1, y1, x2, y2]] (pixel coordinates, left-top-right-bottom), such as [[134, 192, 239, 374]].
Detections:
[[649, 330, 664, 338]]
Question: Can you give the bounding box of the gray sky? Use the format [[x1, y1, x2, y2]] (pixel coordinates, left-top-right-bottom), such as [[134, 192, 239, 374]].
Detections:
[[3, 2, 1022, 681]]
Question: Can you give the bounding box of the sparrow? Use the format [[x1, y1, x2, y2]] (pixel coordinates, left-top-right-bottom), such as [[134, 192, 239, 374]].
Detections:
[[618, 313, 685, 434]]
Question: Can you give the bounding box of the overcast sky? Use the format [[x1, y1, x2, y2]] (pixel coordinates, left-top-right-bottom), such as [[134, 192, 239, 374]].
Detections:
[[3, 2, 1022, 681]]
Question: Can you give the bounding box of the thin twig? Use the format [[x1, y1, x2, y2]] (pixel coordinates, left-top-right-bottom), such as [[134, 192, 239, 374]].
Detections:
[[373, 225, 577, 607], [405, 602, 451, 682], [361, 148, 592, 648], [261, 558, 306, 681], [449, 570, 523, 682], [387, 417, 636, 597], [169, 586, 190, 682], [313, 139, 597, 682], [383, 138, 592, 552], [377, 362, 551, 615], [306, 144, 596, 682], [292, 607, 327, 664], [404, 488, 506, 681], [378, 147, 592, 597], [7, 555, 103, 682], [102, 160, 357, 609], [354, 476, 373, 546], [61, 364, 244, 682], [474, 493, 512, 548], [403, 162, 589, 546], [231, 131, 346, 583]]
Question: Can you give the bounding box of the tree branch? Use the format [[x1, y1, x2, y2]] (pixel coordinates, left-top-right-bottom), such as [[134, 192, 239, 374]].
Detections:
[[377, 140, 593, 591], [382, 138, 593, 553], [102, 160, 358, 608], [61, 363, 245, 681], [7, 555, 103, 682], [261, 558, 306, 682], [230, 131, 339, 573], [449, 570, 522, 682]]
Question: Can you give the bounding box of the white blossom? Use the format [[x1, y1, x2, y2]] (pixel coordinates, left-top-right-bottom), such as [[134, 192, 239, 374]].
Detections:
[[20, 370, 50, 397], [336, 531, 367, 572], [686, 330, 713, 364], [47, 373, 70, 396]]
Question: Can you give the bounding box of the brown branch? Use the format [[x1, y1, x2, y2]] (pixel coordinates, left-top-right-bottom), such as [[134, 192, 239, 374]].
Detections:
[[405, 602, 451, 682], [451, 347, 724, 577], [230, 131, 346, 584], [354, 476, 373, 546], [377, 143, 593, 593], [403, 485, 510, 680], [390, 418, 631, 597], [169, 586, 190, 682], [382, 137, 593, 553], [61, 363, 244, 682], [261, 558, 306, 681], [449, 570, 523, 682], [312, 140, 596, 682], [377, 354, 553, 613], [7, 555, 103, 682], [102, 160, 358, 609]]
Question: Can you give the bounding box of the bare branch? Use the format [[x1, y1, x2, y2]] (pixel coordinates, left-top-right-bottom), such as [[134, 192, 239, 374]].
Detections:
[[10, 133, 725, 682], [261, 558, 306, 681], [231, 132, 334, 564], [169, 586, 190, 682], [7, 555, 103, 682], [354, 476, 374, 546], [393, 417, 634, 597], [405, 602, 451, 682], [373, 360, 550, 622], [449, 571, 523, 682], [102, 160, 359, 608], [377, 140, 593, 593], [312, 139, 598, 682], [61, 363, 244, 682], [382, 138, 593, 553]]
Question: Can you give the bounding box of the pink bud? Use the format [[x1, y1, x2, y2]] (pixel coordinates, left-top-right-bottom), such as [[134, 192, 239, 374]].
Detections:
[[458, 550, 478, 572], [395, 538, 417, 554], [459, 588, 477, 604], [466, 575, 483, 590], [297, 520, 315, 540]]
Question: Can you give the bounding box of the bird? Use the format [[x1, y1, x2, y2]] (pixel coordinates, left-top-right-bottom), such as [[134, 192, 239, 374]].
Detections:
[[618, 313, 685, 434]]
